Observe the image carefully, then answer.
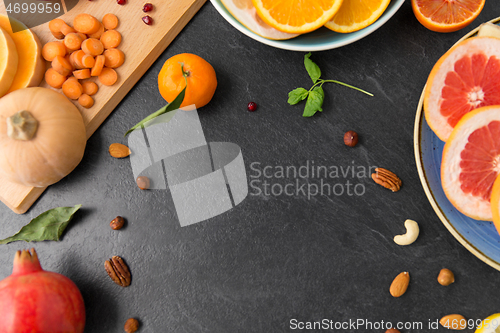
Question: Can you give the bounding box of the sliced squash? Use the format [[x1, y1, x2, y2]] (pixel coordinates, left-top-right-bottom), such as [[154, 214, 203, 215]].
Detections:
[[0, 15, 44, 94], [0, 26, 18, 98]]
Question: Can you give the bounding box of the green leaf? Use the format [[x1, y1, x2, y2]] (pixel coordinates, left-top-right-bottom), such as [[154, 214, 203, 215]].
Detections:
[[0, 205, 82, 245], [124, 86, 186, 136], [304, 52, 321, 84], [303, 86, 324, 117], [287, 88, 309, 105]]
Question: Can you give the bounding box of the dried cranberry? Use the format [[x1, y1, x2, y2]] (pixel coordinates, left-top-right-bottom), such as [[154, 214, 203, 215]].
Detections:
[[247, 102, 257, 112], [117, 0, 126, 4], [142, 15, 153, 25], [143, 3, 153, 12]]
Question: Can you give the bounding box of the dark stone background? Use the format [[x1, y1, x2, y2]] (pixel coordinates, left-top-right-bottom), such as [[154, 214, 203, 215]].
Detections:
[[1, 1, 500, 332]]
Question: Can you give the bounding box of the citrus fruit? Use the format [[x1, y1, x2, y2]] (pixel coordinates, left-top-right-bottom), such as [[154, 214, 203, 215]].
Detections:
[[324, 0, 391, 33], [221, 0, 299, 40], [251, 0, 344, 34], [424, 37, 500, 142], [475, 313, 500, 333], [158, 53, 217, 109], [411, 0, 485, 33], [441, 105, 500, 221]]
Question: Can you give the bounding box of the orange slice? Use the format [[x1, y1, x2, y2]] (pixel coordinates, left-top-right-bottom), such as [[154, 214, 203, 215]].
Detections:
[[221, 0, 299, 40], [0, 15, 44, 94], [411, 0, 485, 33], [324, 0, 391, 33], [251, 0, 344, 34], [424, 37, 500, 142], [441, 105, 500, 221]]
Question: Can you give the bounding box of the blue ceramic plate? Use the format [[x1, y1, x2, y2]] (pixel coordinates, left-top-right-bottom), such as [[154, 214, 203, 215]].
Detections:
[[414, 18, 500, 271], [210, 0, 405, 51]]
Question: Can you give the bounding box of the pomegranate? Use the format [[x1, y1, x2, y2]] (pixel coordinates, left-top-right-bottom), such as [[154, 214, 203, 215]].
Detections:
[[0, 248, 85, 333]]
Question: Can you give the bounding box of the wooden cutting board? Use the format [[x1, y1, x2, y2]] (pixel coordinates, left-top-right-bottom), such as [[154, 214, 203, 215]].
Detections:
[[0, 0, 207, 214]]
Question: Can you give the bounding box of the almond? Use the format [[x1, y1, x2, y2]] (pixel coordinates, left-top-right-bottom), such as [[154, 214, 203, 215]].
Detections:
[[109, 143, 131, 158], [389, 271, 409, 297], [439, 314, 466, 330]]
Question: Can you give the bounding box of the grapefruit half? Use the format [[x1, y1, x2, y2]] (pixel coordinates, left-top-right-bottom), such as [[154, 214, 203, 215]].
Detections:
[[424, 37, 500, 142], [442, 105, 500, 221]]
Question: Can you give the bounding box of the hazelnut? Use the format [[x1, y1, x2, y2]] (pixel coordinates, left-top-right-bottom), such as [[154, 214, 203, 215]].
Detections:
[[110, 216, 125, 230], [124, 318, 139, 333], [344, 130, 358, 147], [437, 268, 455, 286], [385, 329, 401, 333], [136, 176, 150, 190]]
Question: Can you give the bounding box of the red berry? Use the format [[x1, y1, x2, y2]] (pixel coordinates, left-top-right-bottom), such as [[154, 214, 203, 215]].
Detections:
[[142, 15, 153, 25], [143, 3, 153, 12], [247, 102, 257, 112], [117, 0, 126, 4]]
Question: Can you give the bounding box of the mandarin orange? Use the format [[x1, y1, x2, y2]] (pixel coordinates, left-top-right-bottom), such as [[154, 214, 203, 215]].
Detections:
[[158, 53, 217, 109]]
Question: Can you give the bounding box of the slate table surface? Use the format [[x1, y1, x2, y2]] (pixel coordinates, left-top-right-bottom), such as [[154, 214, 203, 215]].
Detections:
[[1, 2, 500, 332]]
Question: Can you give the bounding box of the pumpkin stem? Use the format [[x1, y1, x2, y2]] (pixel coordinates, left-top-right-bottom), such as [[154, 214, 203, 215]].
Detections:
[[7, 110, 38, 141]]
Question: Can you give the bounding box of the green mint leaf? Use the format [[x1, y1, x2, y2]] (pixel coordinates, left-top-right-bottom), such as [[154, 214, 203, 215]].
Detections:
[[125, 86, 186, 136], [0, 205, 82, 245], [304, 52, 321, 84], [303, 86, 324, 117], [288, 88, 309, 105]]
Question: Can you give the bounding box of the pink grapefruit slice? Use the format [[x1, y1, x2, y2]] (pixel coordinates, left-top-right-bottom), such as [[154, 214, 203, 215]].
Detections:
[[442, 105, 500, 221], [424, 37, 500, 142]]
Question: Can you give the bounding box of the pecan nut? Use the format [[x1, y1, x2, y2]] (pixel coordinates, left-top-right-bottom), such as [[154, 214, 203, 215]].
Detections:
[[371, 168, 402, 192], [104, 256, 131, 287], [110, 216, 125, 230]]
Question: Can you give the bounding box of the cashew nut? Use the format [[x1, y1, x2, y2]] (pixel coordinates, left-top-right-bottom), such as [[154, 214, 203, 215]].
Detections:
[[393, 219, 419, 246]]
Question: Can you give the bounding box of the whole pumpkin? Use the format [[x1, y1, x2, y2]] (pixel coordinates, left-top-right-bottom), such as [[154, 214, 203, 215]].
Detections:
[[0, 87, 86, 187]]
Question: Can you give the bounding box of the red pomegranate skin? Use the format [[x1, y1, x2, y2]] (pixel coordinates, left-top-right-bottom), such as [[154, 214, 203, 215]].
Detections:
[[0, 249, 85, 333]]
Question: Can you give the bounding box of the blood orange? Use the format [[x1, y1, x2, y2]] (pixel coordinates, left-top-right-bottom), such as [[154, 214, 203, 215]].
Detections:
[[424, 37, 500, 142], [441, 105, 500, 221], [411, 0, 485, 33]]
